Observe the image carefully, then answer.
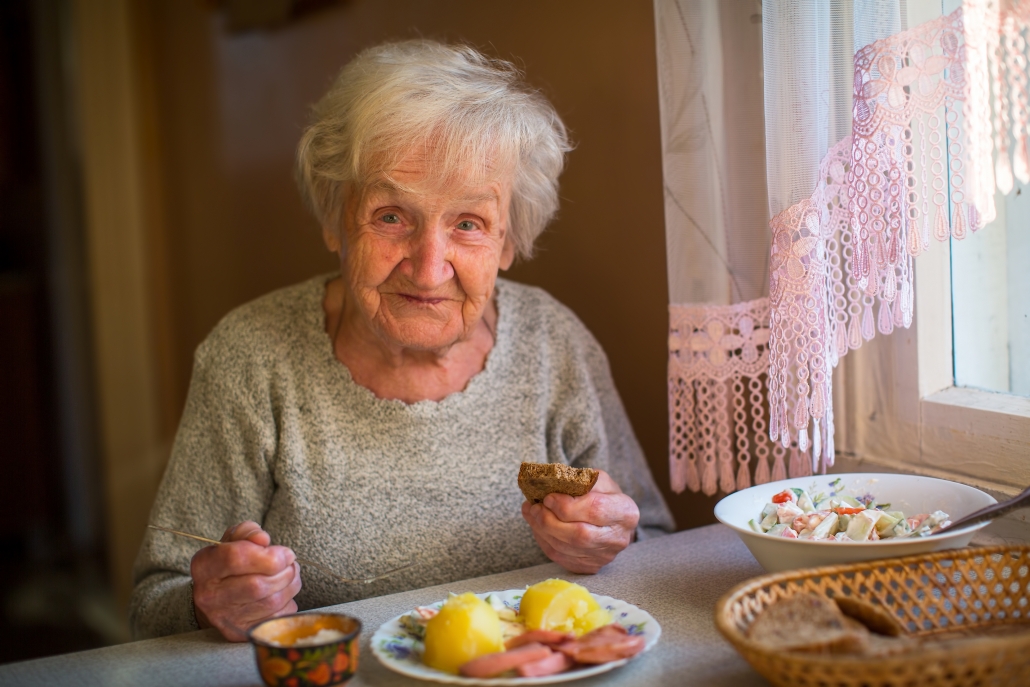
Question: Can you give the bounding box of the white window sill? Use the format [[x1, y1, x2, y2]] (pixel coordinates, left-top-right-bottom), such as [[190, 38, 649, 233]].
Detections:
[[919, 387, 1030, 488]]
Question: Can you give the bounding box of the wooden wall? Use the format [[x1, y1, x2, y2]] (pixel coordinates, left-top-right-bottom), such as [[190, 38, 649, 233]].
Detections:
[[79, 0, 718, 609]]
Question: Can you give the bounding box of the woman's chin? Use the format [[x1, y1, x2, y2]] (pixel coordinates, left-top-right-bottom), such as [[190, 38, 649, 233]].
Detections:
[[377, 320, 466, 353]]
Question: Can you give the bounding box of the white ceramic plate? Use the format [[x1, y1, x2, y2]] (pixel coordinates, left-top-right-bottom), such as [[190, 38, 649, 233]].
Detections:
[[714, 473, 997, 573], [370, 589, 660, 685]]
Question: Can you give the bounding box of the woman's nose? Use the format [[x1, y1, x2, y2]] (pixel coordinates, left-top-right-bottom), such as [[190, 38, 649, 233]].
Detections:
[[404, 225, 453, 288]]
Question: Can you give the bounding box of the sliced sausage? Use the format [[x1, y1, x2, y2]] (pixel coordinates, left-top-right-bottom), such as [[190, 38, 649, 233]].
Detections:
[[596, 624, 628, 636], [459, 642, 554, 678], [557, 625, 646, 664], [505, 630, 574, 650], [516, 650, 575, 677]]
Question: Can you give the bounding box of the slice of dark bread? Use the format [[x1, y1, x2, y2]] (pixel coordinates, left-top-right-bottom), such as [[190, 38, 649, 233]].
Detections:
[[834, 596, 906, 637], [747, 594, 870, 654], [518, 462, 599, 504]]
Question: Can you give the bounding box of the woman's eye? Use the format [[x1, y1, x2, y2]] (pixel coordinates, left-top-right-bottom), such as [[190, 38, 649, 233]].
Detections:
[[380, 213, 401, 224], [456, 220, 478, 231]]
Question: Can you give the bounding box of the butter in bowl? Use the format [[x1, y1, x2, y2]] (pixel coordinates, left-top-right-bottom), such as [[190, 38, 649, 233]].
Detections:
[[249, 613, 361, 686]]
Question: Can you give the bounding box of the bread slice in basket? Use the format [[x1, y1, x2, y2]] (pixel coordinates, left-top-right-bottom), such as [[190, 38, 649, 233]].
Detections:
[[747, 594, 915, 657], [518, 462, 599, 504], [747, 594, 869, 654]]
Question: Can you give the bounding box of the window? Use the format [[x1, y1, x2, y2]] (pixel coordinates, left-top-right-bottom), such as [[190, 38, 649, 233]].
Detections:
[[952, 182, 1030, 397], [833, 0, 1030, 496]]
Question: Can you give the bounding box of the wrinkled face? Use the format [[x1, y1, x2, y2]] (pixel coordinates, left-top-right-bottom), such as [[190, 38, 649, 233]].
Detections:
[[327, 152, 515, 352]]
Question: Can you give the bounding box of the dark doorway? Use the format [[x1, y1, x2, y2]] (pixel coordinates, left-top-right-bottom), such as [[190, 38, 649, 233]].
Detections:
[[0, 0, 120, 664]]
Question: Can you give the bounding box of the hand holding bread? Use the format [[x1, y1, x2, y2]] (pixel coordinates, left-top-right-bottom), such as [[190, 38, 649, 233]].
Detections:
[[519, 463, 640, 575]]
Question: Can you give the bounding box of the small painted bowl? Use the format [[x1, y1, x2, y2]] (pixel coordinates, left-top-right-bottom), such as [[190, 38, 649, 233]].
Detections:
[[249, 613, 361, 687]]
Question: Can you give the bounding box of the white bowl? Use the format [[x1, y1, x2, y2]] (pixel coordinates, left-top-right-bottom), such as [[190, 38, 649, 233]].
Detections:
[[714, 473, 997, 572]]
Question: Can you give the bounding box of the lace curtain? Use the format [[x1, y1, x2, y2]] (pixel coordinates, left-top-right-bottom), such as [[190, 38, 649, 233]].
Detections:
[[657, 0, 1030, 496], [655, 0, 782, 494]]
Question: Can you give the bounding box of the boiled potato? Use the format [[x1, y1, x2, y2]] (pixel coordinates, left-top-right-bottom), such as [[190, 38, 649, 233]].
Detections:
[[520, 579, 611, 636], [423, 593, 503, 674]]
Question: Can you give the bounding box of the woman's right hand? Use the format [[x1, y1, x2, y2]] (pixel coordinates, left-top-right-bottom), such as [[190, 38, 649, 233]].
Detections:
[[190, 521, 302, 641]]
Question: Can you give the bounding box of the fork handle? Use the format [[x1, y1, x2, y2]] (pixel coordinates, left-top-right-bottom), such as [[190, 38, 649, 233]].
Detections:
[[147, 524, 412, 584], [934, 484, 1030, 535], [148, 524, 221, 545]]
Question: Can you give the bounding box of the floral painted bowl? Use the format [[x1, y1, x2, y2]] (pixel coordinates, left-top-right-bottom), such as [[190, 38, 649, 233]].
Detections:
[[249, 612, 361, 687]]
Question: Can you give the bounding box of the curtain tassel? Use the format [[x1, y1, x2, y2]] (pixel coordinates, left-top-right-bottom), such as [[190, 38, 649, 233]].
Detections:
[[788, 446, 804, 478], [933, 204, 950, 241], [736, 460, 751, 490], [771, 445, 787, 482], [683, 459, 700, 494], [951, 202, 967, 239], [700, 458, 718, 496], [754, 453, 771, 485], [719, 460, 735, 494]]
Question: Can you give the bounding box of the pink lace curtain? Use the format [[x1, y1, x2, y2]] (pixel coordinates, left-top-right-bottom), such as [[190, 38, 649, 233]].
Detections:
[[655, 0, 784, 495], [657, 0, 1030, 496]]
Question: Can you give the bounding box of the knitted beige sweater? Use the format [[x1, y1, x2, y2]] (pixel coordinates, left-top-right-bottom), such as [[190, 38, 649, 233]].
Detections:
[[130, 275, 675, 639]]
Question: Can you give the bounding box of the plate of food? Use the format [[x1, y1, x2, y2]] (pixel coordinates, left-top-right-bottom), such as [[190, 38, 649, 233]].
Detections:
[[370, 579, 660, 685]]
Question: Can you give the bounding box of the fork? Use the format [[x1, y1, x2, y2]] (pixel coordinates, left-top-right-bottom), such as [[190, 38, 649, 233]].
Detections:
[[148, 524, 414, 584], [931, 484, 1030, 536]]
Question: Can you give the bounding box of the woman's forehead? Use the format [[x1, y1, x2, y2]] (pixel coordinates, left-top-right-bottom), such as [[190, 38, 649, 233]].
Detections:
[[361, 166, 512, 207], [366, 139, 513, 188]]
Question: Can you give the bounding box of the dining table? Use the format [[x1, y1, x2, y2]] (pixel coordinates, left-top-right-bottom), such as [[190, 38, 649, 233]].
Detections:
[[0, 521, 1022, 687]]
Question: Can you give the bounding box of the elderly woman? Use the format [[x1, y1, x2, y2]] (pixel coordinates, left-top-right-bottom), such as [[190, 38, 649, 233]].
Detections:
[[131, 40, 674, 641]]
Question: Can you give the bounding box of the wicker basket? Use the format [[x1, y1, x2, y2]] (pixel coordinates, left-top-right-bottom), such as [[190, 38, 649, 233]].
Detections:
[[716, 545, 1030, 687]]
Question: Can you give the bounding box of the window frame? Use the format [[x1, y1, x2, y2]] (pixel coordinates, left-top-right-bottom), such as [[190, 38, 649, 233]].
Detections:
[[915, 240, 1030, 490], [830, 0, 1030, 497], [834, 232, 1030, 497]]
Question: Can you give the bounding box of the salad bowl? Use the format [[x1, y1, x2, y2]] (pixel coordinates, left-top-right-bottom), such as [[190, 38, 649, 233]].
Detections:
[[714, 473, 997, 572]]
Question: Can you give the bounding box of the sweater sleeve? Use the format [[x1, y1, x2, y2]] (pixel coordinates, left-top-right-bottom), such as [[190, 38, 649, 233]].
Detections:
[[129, 333, 278, 639], [547, 321, 677, 536]]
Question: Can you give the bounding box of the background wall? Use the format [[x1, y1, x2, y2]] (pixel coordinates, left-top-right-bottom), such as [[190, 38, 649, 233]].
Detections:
[[145, 0, 673, 438], [89, 0, 719, 609]]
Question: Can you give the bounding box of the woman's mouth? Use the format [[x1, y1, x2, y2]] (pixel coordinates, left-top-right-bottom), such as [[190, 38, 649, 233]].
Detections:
[[397, 293, 449, 306]]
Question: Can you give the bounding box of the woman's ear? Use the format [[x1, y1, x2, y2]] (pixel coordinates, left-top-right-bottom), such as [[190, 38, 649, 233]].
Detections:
[[499, 238, 515, 271], [322, 224, 342, 253], [323, 184, 354, 254]]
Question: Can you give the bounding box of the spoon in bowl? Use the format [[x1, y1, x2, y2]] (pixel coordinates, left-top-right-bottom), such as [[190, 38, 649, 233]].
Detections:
[[148, 524, 414, 584], [932, 484, 1030, 536]]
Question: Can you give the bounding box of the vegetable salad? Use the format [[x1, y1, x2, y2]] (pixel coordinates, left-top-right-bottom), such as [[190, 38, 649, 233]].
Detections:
[[749, 478, 951, 541]]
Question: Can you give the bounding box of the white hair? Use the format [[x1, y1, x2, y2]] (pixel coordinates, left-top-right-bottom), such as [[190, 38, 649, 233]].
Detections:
[[296, 40, 571, 259]]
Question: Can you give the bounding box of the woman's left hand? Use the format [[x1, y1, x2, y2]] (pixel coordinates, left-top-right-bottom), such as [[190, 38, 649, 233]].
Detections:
[[521, 469, 640, 574]]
